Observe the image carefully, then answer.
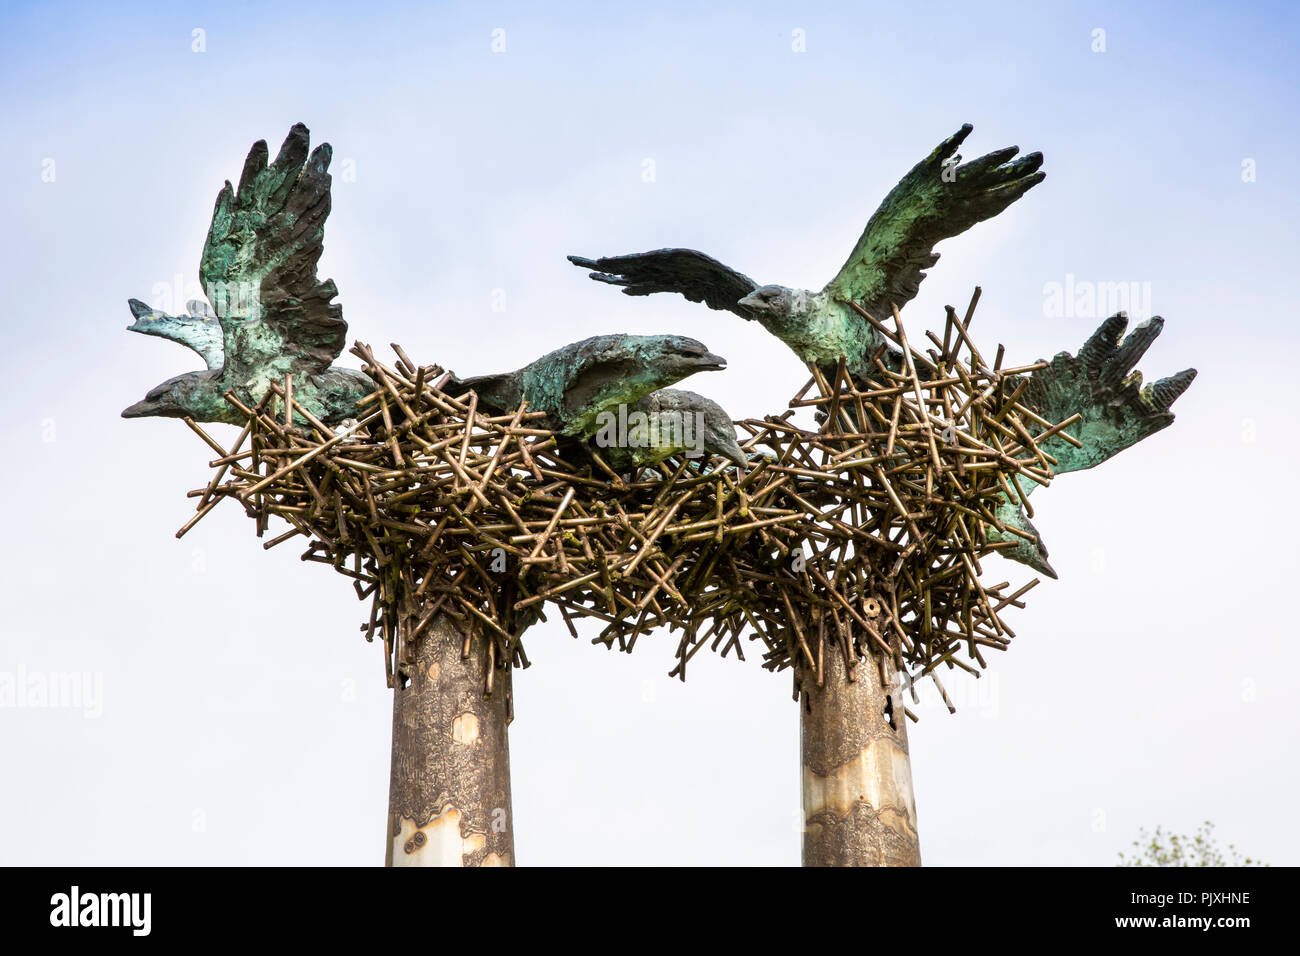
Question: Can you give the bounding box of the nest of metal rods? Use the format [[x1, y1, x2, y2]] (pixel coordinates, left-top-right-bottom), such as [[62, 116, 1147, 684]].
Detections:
[[180, 302, 1075, 712]]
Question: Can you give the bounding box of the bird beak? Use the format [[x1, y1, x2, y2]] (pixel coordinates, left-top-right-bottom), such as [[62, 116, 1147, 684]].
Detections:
[[121, 399, 163, 418], [696, 351, 728, 372], [721, 442, 749, 468], [736, 292, 764, 311], [1033, 555, 1059, 580]]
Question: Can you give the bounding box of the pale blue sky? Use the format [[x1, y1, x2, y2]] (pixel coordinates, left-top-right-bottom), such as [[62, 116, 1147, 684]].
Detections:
[[1, 0, 1296, 865]]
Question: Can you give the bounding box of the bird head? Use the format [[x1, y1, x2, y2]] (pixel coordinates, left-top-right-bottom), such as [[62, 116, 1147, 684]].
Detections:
[[691, 398, 748, 467], [121, 371, 214, 419], [623, 388, 749, 470], [986, 501, 1057, 580], [673, 389, 749, 467], [650, 336, 728, 378], [737, 284, 800, 318]]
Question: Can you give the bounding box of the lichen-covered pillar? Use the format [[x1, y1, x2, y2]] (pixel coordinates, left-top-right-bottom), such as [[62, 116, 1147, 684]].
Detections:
[[386, 615, 514, 867], [800, 641, 920, 866]]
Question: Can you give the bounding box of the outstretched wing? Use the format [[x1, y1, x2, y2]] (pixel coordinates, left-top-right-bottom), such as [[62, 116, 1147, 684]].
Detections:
[[824, 124, 1045, 317], [200, 123, 345, 380], [1019, 313, 1196, 474], [126, 298, 225, 370], [567, 249, 759, 318]]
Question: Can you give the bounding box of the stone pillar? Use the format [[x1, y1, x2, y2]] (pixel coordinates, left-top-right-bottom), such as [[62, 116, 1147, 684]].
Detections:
[[800, 640, 920, 866], [386, 615, 514, 867]]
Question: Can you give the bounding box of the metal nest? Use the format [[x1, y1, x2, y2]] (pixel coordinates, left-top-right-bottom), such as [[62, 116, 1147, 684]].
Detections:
[[179, 297, 1076, 716]]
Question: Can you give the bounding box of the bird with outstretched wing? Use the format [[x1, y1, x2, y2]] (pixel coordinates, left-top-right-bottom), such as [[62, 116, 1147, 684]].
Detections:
[[569, 124, 1196, 578], [569, 124, 1044, 375], [122, 124, 372, 426]]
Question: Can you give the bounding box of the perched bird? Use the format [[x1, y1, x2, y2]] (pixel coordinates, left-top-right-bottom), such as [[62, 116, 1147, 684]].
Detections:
[[591, 388, 748, 472], [451, 333, 727, 438], [569, 124, 1045, 379], [122, 124, 372, 426]]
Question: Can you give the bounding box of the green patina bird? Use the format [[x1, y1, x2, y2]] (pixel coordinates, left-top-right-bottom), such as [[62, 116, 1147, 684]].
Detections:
[[450, 333, 728, 438], [566, 123, 1195, 442], [569, 124, 1197, 579], [591, 388, 748, 473], [569, 124, 1044, 376], [122, 124, 372, 426]]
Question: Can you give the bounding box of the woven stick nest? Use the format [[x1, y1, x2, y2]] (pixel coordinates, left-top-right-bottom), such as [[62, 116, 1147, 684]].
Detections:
[[179, 296, 1074, 714]]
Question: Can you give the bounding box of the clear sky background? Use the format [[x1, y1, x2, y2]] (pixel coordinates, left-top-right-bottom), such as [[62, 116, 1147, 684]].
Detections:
[[1, 0, 1296, 865]]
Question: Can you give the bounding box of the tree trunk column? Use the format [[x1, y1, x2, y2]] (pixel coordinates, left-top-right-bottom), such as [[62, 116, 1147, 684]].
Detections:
[[386, 615, 515, 867], [800, 642, 920, 866]]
